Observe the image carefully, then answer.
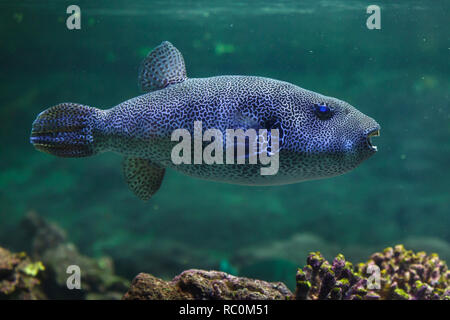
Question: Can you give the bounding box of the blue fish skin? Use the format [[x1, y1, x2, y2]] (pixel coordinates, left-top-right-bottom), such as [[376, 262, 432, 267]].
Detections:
[[30, 41, 380, 199]]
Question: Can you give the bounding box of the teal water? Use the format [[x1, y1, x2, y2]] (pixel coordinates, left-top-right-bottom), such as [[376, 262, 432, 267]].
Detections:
[[0, 1, 449, 291]]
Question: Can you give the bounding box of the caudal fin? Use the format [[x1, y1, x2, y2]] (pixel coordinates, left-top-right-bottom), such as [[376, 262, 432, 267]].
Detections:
[[30, 102, 100, 158]]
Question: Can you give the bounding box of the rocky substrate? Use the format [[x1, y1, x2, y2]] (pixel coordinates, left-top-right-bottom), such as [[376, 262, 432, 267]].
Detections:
[[123, 245, 450, 300], [1, 212, 449, 300]]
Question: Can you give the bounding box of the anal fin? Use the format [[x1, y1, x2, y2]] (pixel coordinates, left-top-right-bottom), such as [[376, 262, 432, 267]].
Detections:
[[123, 157, 165, 201]]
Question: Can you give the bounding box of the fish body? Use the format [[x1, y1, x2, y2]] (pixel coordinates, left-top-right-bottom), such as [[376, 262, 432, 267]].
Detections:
[[30, 41, 380, 200]]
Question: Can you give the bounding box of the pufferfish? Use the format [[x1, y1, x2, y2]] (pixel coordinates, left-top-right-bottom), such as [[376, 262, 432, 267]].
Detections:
[[30, 41, 380, 200]]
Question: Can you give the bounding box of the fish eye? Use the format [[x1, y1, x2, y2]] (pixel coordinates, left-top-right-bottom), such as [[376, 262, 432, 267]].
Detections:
[[313, 103, 334, 120]]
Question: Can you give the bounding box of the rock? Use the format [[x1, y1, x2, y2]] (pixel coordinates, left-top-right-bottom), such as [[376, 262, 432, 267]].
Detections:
[[295, 252, 373, 300], [123, 269, 293, 300], [359, 244, 450, 300], [21, 211, 130, 299], [0, 247, 46, 300]]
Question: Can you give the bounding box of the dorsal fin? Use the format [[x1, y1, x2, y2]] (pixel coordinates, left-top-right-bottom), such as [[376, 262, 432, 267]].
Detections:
[[138, 41, 187, 92]]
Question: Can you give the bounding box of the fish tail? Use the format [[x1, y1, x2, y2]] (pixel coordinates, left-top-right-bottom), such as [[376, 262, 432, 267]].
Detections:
[[30, 102, 104, 158]]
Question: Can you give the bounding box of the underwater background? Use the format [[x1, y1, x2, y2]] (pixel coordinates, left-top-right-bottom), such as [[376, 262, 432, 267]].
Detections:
[[0, 0, 449, 294]]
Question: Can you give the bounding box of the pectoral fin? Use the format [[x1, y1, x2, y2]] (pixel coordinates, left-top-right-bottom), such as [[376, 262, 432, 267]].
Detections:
[[138, 41, 187, 92], [123, 157, 165, 201]]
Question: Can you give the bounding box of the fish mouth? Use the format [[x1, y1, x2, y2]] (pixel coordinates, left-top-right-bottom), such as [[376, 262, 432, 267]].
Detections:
[[366, 128, 380, 151]]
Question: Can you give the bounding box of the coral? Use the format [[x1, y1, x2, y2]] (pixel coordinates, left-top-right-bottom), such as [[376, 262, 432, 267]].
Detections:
[[123, 269, 292, 300], [295, 245, 450, 300], [359, 244, 450, 300], [295, 252, 376, 300], [0, 247, 46, 300], [21, 211, 130, 300]]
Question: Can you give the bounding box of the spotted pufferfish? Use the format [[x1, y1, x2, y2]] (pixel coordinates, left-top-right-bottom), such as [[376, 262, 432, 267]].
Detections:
[[30, 41, 380, 200]]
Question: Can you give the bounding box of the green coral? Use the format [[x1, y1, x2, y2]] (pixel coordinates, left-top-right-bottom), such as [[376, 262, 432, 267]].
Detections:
[[295, 245, 449, 300], [21, 261, 45, 277], [214, 42, 235, 56]]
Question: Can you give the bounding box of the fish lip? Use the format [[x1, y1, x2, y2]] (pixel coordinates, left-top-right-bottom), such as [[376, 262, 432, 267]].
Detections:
[[365, 127, 380, 152]]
